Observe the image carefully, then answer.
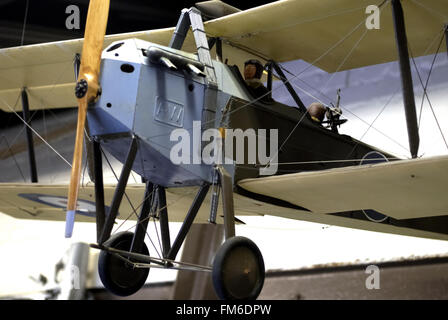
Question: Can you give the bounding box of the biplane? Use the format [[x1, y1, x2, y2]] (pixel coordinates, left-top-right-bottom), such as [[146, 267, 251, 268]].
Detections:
[[0, 0, 447, 300]]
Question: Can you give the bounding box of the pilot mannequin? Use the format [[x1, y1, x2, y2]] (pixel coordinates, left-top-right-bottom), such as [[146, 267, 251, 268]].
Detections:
[[243, 59, 272, 102]]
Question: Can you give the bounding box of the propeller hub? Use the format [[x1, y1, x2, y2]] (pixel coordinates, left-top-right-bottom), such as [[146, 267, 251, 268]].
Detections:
[[75, 79, 88, 99]]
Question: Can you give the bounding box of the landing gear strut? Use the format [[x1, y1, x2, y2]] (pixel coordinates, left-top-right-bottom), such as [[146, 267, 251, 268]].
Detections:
[[210, 166, 265, 300], [91, 139, 265, 299]]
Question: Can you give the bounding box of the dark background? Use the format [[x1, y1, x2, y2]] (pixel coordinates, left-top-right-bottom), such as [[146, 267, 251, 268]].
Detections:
[[0, 0, 275, 48]]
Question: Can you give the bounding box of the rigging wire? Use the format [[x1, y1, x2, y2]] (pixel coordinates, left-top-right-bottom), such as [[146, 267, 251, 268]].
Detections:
[[0, 57, 73, 170], [263, 3, 399, 168], [0, 97, 72, 167], [1, 93, 21, 131], [276, 25, 448, 158], [416, 29, 446, 126], [0, 94, 29, 155], [318, 18, 372, 94], [345, 86, 403, 160], [279, 68, 411, 157], [100, 146, 163, 259], [111, 250, 212, 272], [20, 0, 29, 46], [410, 0, 448, 21], [152, 198, 164, 259], [408, 31, 448, 151], [0, 135, 26, 182]]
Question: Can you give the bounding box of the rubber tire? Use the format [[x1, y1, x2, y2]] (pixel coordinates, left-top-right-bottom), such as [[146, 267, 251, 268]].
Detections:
[[212, 236, 265, 300], [98, 231, 149, 296]]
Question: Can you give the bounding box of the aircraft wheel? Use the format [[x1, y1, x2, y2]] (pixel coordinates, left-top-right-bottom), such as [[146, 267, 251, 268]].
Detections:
[[98, 231, 149, 296], [212, 236, 265, 300]]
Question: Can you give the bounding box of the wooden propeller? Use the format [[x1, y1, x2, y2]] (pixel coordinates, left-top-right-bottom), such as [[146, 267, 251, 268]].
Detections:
[[66, 0, 110, 238]]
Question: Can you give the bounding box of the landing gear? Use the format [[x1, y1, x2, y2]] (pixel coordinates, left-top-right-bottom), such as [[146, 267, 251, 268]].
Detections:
[[210, 167, 265, 300], [98, 232, 149, 296], [212, 236, 265, 300], [91, 148, 265, 299]]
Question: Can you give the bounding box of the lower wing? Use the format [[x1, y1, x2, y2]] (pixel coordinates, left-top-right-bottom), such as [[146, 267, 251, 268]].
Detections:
[[2, 155, 448, 241], [238, 155, 448, 241], [0, 183, 263, 224]]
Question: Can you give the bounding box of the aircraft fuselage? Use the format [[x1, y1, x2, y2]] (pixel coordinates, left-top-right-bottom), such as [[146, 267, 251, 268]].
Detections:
[[87, 39, 395, 189]]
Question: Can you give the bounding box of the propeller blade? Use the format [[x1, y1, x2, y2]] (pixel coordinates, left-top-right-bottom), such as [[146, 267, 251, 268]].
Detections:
[[66, 0, 110, 238]]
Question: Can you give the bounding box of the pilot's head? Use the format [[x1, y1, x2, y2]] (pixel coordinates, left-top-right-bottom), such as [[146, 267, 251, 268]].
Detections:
[[308, 102, 327, 123], [244, 59, 263, 80]]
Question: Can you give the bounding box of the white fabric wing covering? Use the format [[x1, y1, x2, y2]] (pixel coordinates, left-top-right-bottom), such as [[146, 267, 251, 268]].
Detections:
[[238, 155, 448, 220]]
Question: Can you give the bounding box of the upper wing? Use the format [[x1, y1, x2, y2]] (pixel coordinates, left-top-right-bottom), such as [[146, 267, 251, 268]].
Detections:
[[2, 0, 447, 112], [0, 29, 251, 112], [238, 155, 448, 220], [0, 29, 174, 112], [206, 0, 448, 71]]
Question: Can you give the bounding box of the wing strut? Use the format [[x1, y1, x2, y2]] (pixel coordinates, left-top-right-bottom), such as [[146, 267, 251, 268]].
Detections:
[[98, 137, 138, 245], [92, 139, 106, 243], [269, 61, 308, 114], [168, 7, 217, 84], [445, 24, 448, 57], [21, 88, 38, 183], [391, 0, 419, 158]]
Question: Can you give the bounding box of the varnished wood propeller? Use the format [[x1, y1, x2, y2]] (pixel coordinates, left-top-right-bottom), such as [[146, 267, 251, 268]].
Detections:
[[66, 0, 110, 238]]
